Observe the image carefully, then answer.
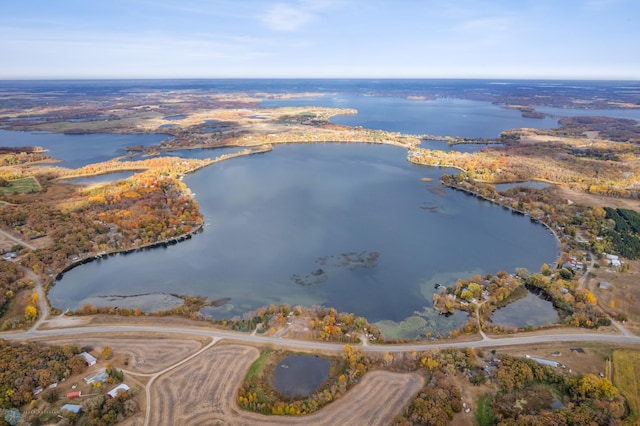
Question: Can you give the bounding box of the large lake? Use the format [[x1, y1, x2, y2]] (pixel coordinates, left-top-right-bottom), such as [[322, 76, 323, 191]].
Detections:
[[262, 96, 559, 138], [49, 143, 559, 336]]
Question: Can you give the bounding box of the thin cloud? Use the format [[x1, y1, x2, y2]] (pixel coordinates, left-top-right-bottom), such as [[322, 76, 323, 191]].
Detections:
[[260, 0, 336, 32]]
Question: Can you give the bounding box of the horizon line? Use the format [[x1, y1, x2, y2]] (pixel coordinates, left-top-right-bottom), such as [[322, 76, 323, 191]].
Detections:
[[1, 76, 640, 82]]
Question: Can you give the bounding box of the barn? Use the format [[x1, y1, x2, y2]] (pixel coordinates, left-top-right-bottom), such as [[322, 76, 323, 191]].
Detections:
[[107, 383, 130, 399], [78, 351, 97, 366]]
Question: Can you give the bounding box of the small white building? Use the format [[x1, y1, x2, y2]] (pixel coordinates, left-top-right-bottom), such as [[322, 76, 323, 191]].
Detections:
[[107, 383, 130, 399], [61, 404, 82, 414], [599, 281, 611, 289], [78, 352, 97, 366]]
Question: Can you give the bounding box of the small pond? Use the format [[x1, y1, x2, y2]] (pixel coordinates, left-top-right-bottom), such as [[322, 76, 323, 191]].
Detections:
[[494, 181, 551, 191], [420, 139, 502, 154], [61, 171, 138, 185], [491, 292, 559, 328], [164, 115, 187, 121], [272, 355, 330, 398]]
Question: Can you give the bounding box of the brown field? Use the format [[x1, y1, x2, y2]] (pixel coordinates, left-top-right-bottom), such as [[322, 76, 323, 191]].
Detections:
[[149, 343, 424, 425], [588, 260, 640, 334], [148, 344, 260, 425], [550, 186, 640, 211], [491, 342, 640, 376], [48, 335, 208, 374]]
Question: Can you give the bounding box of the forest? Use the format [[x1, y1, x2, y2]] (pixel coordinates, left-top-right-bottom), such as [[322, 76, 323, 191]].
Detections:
[[603, 207, 640, 259]]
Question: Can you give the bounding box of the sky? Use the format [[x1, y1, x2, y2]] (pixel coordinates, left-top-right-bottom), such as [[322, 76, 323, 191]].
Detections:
[[0, 0, 638, 80]]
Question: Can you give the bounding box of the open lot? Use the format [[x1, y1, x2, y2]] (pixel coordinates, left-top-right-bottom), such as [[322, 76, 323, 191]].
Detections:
[[45, 335, 209, 374], [589, 259, 640, 334]]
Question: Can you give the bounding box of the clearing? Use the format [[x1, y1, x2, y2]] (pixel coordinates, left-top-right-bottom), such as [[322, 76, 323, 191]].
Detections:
[[44, 335, 209, 374], [613, 349, 640, 426], [0, 177, 41, 195]]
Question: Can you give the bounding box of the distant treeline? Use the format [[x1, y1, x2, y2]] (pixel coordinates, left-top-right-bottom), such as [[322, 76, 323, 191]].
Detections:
[[604, 207, 640, 259]]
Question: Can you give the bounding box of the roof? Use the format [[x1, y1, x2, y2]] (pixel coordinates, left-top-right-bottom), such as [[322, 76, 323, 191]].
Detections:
[[107, 383, 130, 398], [599, 281, 610, 289], [85, 371, 109, 384], [61, 404, 82, 414], [78, 352, 97, 364]]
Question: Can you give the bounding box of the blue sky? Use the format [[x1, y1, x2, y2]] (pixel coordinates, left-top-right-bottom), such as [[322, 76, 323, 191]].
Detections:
[[0, 0, 638, 79]]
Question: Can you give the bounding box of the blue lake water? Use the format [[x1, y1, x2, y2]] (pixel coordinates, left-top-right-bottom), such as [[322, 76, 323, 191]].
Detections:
[[262, 96, 560, 138], [0, 130, 166, 169], [49, 144, 559, 337]]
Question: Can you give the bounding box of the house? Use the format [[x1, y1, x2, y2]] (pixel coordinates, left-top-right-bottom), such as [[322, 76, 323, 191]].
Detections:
[[61, 404, 82, 414], [599, 281, 611, 289], [78, 352, 97, 366], [609, 259, 622, 267], [107, 383, 130, 399]]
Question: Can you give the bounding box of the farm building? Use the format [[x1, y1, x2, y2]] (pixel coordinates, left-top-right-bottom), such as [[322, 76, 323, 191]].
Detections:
[[61, 404, 82, 414], [84, 370, 109, 384], [78, 351, 97, 366], [526, 355, 561, 368], [107, 383, 130, 399], [67, 391, 81, 399]]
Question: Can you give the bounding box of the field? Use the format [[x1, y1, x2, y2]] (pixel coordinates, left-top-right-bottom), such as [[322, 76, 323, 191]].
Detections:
[[589, 259, 640, 334], [149, 342, 424, 425], [613, 350, 640, 425], [0, 177, 41, 195], [48, 335, 208, 374]]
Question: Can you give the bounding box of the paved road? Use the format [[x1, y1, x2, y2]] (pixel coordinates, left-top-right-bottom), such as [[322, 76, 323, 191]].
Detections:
[[3, 323, 640, 354]]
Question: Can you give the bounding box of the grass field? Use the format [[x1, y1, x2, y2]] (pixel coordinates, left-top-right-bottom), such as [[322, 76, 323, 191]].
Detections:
[[613, 350, 640, 425], [475, 395, 496, 426], [0, 177, 41, 195]]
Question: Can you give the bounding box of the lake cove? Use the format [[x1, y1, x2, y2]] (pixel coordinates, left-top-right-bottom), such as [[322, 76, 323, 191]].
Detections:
[[50, 143, 559, 338], [490, 292, 559, 329], [0, 130, 166, 169]]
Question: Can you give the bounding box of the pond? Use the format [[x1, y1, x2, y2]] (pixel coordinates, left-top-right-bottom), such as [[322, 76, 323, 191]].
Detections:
[[420, 139, 502, 154], [493, 181, 551, 192], [272, 355, 329, 398], [50, 143, 559, 338], [164, 115, 187, 121], [491, 292, 559, 328], [61, 171, 138, 185]]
